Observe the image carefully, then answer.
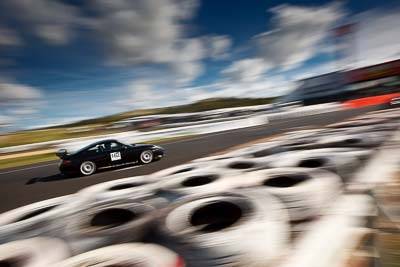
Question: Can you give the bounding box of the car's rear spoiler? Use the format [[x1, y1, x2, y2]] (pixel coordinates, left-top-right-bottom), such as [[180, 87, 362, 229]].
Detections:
[[56, 149, 69, 159]]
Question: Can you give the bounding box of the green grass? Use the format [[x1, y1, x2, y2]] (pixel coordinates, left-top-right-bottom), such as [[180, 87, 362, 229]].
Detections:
[[0, 153, 57, 169]]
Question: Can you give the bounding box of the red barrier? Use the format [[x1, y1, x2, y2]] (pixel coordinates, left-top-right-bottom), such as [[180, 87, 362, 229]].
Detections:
[[343, 93, 400, 109]]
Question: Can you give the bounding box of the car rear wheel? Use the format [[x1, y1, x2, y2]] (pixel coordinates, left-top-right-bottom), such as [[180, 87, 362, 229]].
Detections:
[[80, 161, 96, 176], [140, 150, 153, 164]]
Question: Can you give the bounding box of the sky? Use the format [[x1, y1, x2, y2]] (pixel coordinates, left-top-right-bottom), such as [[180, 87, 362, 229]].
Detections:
[[0, 0, 400, 131]]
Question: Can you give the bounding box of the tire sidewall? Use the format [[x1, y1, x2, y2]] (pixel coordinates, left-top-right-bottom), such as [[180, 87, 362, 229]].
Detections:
[[80, 161, 96, 176]]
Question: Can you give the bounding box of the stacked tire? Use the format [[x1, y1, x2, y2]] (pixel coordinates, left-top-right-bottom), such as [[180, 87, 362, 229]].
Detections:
[[160, 189, 289, 267]]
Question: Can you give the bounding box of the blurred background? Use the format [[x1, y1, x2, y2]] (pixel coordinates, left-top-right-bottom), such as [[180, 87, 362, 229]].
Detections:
[[0, 1, 400, 267], [0, 0, 399, 142]]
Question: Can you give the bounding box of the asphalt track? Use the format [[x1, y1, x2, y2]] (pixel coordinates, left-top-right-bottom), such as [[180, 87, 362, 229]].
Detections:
[[0, 106, 378, 213]]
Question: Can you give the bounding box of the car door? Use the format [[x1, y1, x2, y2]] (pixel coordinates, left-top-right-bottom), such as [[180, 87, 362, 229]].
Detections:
[[107, 141, 131, 165], [82, 143, 109, 168]]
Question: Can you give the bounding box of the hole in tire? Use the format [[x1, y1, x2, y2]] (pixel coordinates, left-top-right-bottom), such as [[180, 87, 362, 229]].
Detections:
[[172, 167, 194, 175], [263, 174, 309, 187], [252, 149, 272, 158], [298, 158, 326, 168], [109, 182, 146, 191], [345, 138, 361, 144], [90, 208, 137, 228], [15, 205, 57, 222], [0, 256, 28, 267], [181, 175, 218, 187], [289, 141, 307, 146], [190, 201, 243, 232], [228, 161, 255, 169]]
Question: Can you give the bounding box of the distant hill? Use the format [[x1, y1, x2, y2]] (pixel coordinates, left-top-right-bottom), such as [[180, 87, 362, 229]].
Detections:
[[63, 97, 277, 127]]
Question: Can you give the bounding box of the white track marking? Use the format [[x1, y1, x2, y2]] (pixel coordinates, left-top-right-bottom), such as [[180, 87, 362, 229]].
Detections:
[[111, 165, 141, 172]]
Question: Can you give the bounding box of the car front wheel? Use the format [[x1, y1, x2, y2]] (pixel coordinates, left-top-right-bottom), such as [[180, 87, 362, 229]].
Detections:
[[140, 150, 153, 164], [80, 161, 97, 176]]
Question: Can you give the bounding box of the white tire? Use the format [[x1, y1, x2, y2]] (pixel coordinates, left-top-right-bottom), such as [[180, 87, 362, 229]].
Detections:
[[192, 153, 238, 163], [328, 118, 388, 128], [266, 149, 361, 182], [0, 195, 74, 243], [226, 141, 286, 158], [57, 243, 183, 267], [315, 132, 385, 148], [161, 189, 289, 267], [76, 175, 161, 203], [0, 237, 70, 267], [64, 198, 158, 254], [80, 161, 96, 176], [213, 157, 270, 173], [238, 168, 342, 221], [151, 162, 213, 180], [272, 128, 325, 141], [158, 168, 242, 197]]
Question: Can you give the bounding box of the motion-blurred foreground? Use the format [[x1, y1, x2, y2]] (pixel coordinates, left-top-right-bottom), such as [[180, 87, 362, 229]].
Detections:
[[0, 107, 399, 267]]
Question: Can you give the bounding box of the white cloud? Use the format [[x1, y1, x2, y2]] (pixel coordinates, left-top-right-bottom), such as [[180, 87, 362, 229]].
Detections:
[[0, 0, 81, 45], [0, 80, 42, 104], [222, 58, 271, 83], [351, 9, 400, 68], [0, 80, 44, 129], [255, 3, 343, 69], [88, 0, 231, 85], [207, 35, 232, 60]]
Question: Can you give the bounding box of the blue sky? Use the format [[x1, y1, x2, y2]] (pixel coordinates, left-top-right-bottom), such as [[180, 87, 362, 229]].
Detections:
[[0, 0, 400, 131]]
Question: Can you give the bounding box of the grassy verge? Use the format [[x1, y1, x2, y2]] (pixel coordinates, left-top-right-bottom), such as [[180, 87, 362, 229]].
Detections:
[[0, 153, 57, 169], [0, 134, 197, 170]]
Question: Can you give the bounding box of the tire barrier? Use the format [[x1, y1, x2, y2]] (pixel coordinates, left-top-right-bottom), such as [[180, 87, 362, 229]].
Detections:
[[75, 176, 161, 203], [265, 150, 361, 182], [226, 141, 286, 158], [151, 162, 212, 180], [237, 168, 342, 221], [322, 123, 398, 136], [1, 108, 398, 267], [160, 189, 289, 267], [158, 169, 241, 197], [57, 243, 184, 267], [280, 132, 385, 151], [63, 197, 160, 254], [0, 195, 74, 244], [279, 136, 322, 150], [314, 132, 386, 149], [272, 128, 325, 142], [213, 157, 271, 173], [0, 237, 70, 267], [328, 118, 389, 129], [192, 153, 237, 163]]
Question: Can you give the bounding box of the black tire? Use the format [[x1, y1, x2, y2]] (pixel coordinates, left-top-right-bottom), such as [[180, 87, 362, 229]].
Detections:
[[140, 150, 153, 164], [80, 161, 96, 176]]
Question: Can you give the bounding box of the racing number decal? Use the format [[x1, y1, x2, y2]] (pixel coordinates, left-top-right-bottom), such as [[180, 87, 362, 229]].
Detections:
[[110, 152, 122, 161]]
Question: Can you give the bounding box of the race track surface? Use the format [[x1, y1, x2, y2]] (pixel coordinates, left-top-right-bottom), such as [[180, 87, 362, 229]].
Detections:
[[0, 107, 377, 212]]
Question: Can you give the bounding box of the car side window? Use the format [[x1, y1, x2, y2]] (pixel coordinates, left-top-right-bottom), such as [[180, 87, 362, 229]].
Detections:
[[109, 142, 123, 151], [86, 144, 105, 154]]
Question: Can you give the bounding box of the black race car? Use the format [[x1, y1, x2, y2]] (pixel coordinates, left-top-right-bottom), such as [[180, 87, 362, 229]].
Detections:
[[56, 139, 164, 176]]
